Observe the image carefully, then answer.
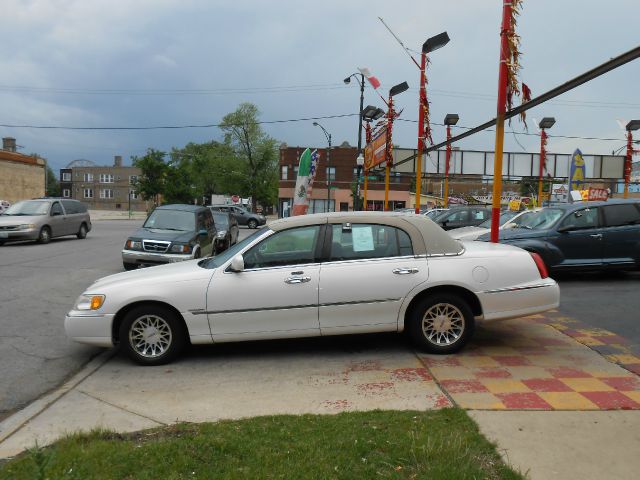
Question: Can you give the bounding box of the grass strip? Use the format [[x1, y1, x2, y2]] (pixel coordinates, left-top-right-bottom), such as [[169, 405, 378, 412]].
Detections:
[[0, 408, 523, 479]]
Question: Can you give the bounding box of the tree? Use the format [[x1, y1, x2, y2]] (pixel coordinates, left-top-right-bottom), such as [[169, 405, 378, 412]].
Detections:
[[219, 103, 279, 211], [131, 149, 169, 206], [45, 164, 60, 197]]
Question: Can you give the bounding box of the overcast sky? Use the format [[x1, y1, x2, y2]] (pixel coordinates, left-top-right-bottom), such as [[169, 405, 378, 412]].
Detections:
[[1, 0, 638, 173]]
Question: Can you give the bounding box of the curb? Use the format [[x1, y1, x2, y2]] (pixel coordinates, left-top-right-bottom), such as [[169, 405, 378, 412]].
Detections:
[[0, 350, 115, 445]]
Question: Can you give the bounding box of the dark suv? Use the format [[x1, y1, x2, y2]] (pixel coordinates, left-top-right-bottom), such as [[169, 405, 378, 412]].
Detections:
[[210, 204, 266, 229], [477, 199, 640, 273], [433, 206, 491, 230], [122, 204, 216, 270]]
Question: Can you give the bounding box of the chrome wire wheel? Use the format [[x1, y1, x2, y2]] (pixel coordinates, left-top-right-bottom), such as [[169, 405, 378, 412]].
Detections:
[[128, 314, 173, 359], [421, 302, 465, 347]]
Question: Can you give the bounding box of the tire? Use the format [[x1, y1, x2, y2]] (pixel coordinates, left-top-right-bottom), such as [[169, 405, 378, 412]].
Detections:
[[407, 293, 475, 354], [119, 305, 187, 366], [0, 241, 5, 246], [123, 262, 137, 271], [247, 219, 258, 229], [37, 226, 51, 244], [77, 223, 88, 239]]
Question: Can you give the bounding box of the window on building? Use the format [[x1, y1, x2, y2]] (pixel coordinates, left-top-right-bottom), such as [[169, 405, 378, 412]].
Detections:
[[62, 172, 71, 181], [100, 189, 114, 199], [281, 165, 288, 180], [129, 175, 138, 185], [293, 166, 299, 176], [62, 189, 71, 198], [326, 167, 336, 181], [83, 173, 93, 182], [130, 191, 139, 200], [99, 174, 114, 183], [84, 188, 93, 198]]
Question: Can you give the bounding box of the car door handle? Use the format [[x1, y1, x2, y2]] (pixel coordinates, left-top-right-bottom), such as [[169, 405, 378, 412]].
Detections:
[[590, 234, 603, 239], [392, 268, 419, 275], [284, 276, 311, 284]]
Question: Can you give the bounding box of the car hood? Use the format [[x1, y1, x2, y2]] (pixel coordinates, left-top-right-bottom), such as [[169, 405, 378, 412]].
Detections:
[[449, 226, 487, 240], [88, 259, 213, 292], [476, 227, 550, 242], [128, 226, 196, 243], [0, 214, 44, 225]]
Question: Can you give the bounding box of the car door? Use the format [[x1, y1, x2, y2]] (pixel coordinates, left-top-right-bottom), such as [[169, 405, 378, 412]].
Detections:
[[600, 203, 640, 268], [232, 206, 248, 225], [318, 222, 428, 334], [551, 206, 603, 268], [206, 224, 323, 341], [49, 201, 68, 237]]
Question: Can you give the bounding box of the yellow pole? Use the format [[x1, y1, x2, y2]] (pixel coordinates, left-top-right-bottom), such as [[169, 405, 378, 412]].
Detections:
[[384, 164, 390, 210]]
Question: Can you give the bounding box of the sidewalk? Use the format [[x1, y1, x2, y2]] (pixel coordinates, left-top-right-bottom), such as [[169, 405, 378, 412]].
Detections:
[[1, 313, 640, 479], [89, 209, 147, 221]]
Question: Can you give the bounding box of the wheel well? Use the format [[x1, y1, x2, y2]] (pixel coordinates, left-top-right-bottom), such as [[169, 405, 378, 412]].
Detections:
[[111, 301, 190, 345], [404, 285, 483, 328]]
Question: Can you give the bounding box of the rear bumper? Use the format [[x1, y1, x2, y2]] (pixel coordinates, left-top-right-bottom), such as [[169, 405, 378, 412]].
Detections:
[[478, 280, 560, 321], [122, 249, 197, 266]]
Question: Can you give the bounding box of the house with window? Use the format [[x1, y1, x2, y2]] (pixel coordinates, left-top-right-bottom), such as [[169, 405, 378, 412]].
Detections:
[[0, 137, 46, 203], [59, 156, 147, 211]]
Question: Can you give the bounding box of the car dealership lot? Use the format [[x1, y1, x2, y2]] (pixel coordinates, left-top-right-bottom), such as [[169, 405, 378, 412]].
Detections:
[[1, 217, 639, 420]]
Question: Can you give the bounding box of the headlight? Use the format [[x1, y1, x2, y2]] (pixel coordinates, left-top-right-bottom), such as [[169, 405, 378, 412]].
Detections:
[[18, 224, 36, 230], [125, 239, 142, 250], [216, 230, 227, 239], [170, 243, 192, 253], [74, 294, 105, 311]]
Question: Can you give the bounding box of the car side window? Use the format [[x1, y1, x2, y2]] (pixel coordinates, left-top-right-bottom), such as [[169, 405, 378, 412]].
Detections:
[[474, 209, 489, 220], [446, 210, 468, 222], [51, 202, 63, 216], [602, 204, 640, 227], [560, 208, 599, 230], [330, 223, 413, 261], [243, 225, 321, 269]]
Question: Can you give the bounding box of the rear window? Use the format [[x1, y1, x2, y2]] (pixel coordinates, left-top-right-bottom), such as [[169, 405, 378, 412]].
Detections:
[[602, 204, 640, 227]]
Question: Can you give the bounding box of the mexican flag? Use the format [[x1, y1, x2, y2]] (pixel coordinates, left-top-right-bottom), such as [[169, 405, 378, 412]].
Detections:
[[291, 148, 319, 216]]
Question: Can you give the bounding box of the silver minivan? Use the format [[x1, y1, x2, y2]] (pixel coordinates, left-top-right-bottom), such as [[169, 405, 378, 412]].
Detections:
[[0, 198, 92, 245]]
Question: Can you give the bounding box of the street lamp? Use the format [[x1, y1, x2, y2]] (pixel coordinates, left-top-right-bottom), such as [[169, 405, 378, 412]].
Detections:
[[414, 31, 450, 214], [361, 106, 385, 211], [443, 114, 459, 208], [537, 117, 556, 206], [313, 121, 332, 212], [624, 120, 640, 198], [384, 81, 409, 211], [344, 72, 367, 210]]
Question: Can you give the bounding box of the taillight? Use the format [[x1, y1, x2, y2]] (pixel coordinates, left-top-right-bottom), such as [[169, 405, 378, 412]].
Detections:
[[529, 252, 548, 279]]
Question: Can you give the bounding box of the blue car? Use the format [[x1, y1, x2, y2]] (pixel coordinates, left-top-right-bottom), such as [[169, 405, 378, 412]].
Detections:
[[477, 199, 640, 273]]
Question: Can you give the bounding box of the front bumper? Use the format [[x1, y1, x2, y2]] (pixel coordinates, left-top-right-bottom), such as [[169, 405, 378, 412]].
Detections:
[[122, 249, 197, 267], [65, 312, 116, 347], [0, 228, 38, 241]]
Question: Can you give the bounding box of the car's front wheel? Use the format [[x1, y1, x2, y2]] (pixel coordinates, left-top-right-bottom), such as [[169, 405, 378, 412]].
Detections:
[[37, 226, 51, 244], [247, 219, 258, 229], [77, 223, 88, 239], [119, 305, 187, 365], [407, 293, 474, 354]]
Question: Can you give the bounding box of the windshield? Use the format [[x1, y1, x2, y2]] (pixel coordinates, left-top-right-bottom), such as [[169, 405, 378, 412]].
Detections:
[[517, 208, 564, 230], [143, 209, 195, 231], [3, 200, 49, 216], [201, 227, 270, 269], [479, 210, 518, 228], [213, 213, 229, 228]]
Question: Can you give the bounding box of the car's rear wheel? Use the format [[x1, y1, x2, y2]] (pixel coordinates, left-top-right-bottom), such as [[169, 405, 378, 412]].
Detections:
[[77, 223, 88, 239], [119, 305, 186, 365], [247, 219, 258, 229], [37, 226, 51, 244], [408, 293, 474, 354], [123, 262, 137, 271]]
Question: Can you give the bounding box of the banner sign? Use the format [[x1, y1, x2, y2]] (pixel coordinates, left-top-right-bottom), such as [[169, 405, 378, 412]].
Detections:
[[587, 188, 608, 201], [364, 127, 388, 170], [569, 149, 586, 192], [291, 148, 320, 216], [550, 184, 569, 203]]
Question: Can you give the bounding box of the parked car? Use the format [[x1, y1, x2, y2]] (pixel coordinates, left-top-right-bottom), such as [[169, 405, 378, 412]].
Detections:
[[66, 211, 559, 365], [450, 208, 542, 241], [211, 210, 239, 253], [476, 199, 640, 273], [424, 208, 449, 220], [0, 200, 10, 214], [0, 198, 91, 245], [210, 204, 266, 229], [122, 204, 216, 270], [433, 206, 491, 230]]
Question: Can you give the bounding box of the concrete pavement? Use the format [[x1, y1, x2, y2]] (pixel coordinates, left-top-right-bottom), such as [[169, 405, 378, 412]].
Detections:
[[1, 312, 640, 479]]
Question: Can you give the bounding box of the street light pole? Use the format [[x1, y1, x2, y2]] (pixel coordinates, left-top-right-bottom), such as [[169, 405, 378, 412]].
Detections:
[[313, 122, 332, 212], [443, 114, 459, 208], [624, 120, 640, 199], [537, 117, 555, 206], [345, 73, 366, 210]]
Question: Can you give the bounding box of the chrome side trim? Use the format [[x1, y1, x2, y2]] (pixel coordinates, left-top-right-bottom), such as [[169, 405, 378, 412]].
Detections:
[[200, 298, 401, 315], [482, 283, 555, 294]]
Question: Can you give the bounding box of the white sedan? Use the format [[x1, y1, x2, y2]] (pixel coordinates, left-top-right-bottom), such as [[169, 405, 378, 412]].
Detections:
[[65, 212, 559, 365]]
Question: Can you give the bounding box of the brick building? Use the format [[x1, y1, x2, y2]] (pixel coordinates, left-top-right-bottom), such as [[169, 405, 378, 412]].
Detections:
[[0, 137, 45, 203], [59, 156, 147, 211], [278, 144, 412, 217]]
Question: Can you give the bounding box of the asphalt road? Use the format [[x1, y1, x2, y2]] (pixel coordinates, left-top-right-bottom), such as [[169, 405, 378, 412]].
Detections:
[[1, 222, 639, 417]]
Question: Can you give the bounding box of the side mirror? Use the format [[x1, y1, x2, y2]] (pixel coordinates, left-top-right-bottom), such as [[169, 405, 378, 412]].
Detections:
[[229, 254, 244, 272]]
